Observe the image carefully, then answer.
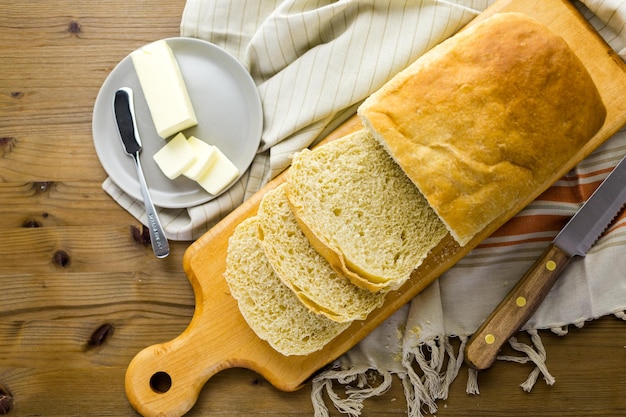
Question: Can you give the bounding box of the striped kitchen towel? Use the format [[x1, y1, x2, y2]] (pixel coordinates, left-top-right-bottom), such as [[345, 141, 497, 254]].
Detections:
[[104, 0, 486, 240]]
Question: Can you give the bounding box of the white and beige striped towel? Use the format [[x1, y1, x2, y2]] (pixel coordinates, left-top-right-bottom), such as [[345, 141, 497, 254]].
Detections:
[[103, 1, 626, 415], [104, 0, 487, 240]]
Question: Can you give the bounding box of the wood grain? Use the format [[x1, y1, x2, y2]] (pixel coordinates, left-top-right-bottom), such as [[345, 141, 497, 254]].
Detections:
[[126, 0, 626, 416], [0, 0, 624, 416]]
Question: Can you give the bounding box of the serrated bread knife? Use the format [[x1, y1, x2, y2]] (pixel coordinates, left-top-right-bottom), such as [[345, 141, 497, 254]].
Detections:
[[113, 87, 170, 258], [465, 151, 626, 371]]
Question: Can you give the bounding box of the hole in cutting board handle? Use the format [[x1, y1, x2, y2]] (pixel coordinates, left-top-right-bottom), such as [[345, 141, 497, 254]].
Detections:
[[150, 371, 172, 393]]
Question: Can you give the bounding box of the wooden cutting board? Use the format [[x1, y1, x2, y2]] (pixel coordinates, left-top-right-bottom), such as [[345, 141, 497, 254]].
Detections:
[[125, 0, 626, 416]]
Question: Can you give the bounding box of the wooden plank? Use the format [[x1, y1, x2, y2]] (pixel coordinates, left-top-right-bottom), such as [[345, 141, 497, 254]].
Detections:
[[1, 318, 623, 416], [0, 226, 191, 274], [124, 1, 626, 416], [0, 181, 141, 228], [0, 1, 182, 183], [0, 271, 193, 322]]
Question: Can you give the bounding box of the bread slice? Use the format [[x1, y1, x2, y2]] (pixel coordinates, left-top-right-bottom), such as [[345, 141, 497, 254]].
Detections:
[[258, 184, 386, 322], [286, 129, 448, 292], [358, 12, 606, 247], [224, 217, 350, 356]]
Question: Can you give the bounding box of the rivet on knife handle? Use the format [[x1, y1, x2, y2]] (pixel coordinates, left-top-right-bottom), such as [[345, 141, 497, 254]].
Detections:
[[464, 243, 572, 370]]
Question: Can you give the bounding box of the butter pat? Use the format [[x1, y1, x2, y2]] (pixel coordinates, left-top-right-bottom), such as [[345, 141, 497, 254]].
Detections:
[[196, 148, 240, 195], [183, 136, 219, 181], [131, 40, 198, 138], [153, 132, 196, 180]]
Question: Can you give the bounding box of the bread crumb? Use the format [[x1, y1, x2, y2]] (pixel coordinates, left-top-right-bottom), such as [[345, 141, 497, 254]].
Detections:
[[409, 325, 422, 338]]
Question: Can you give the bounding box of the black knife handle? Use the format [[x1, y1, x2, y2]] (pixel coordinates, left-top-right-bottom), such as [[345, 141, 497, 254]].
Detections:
[[464, 243, 572, 370]]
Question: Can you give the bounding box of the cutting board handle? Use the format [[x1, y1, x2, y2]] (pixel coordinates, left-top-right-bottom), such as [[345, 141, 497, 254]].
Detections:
[[123, 253, 304, 417], [124, 324, 227, 417]]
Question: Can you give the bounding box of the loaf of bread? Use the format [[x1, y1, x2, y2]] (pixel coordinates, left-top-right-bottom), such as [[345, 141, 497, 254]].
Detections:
[[258, 184, 386, 322], [224, 217, 350, 356], [286, 129, 448, 292], [358, 12, 606, 246], [224, 12, 607, 356]]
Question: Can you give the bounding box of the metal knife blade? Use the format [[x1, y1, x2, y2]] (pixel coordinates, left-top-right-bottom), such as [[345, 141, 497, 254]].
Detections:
[[465, 151, 626, 371], [114, 88, 142, 155], [554, 157, 626, 256], [113, 87, 170, 258]]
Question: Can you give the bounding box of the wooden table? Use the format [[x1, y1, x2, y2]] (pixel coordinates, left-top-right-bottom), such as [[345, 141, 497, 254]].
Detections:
[[0, 1, 624, 416]]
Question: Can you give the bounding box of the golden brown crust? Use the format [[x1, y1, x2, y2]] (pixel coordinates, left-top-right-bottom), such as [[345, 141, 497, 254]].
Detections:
[[358, 12, 606, 246]]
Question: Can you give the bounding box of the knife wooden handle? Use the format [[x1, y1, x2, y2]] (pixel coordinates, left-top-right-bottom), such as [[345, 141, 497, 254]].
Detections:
[[464, 243, 573, 370]]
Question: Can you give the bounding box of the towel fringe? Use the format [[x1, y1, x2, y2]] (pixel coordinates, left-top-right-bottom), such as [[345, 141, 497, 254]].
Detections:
[[312, 331, 563, 416], [497, 329, 555, 392], [615, 310, 626, 320], [439, 336, 467, 400], [311, 336, 469, 417], [550, 325, 569, 336], [398, 371, 429, 417], [411, 339, 445, 403], [402, 342, 439, 417], [311, 365, 394, 417], [311, 365, 367, 417], [466, 368, 480, 395], [401, 336, 468, 416]]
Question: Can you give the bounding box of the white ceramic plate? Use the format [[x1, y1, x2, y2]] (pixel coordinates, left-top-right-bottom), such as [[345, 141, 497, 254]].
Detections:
[[92, 37, 263, 208]]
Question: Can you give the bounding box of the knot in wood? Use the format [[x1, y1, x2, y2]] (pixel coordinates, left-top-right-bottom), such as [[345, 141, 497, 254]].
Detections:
[[86, 323, 115, 349], [0, 137, 16, 157], [22, 219, 43, 228], [0, 384, 13, 415], [52, 250, 71, 268], [131, 225, 151, 246], [67, 20, 82, 36], [33, 181, 53, 194]]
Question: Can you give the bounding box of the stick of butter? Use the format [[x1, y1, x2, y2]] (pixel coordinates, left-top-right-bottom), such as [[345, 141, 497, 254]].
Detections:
[[152, 132, 197, 180], [131, 40, 198, 138], [183, 136, 218, 181], [196, 147, 240, 195]]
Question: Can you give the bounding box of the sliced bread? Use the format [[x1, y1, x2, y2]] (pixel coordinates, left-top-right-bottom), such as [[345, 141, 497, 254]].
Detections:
[[224, 217, 350, 356], [258, 184, 386, 322], [285, 129, 448, 292]]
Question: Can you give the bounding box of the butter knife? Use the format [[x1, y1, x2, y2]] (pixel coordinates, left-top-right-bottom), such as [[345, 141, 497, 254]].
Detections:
[[465, 151, 626, 370], [113, 87, 170, 258]]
